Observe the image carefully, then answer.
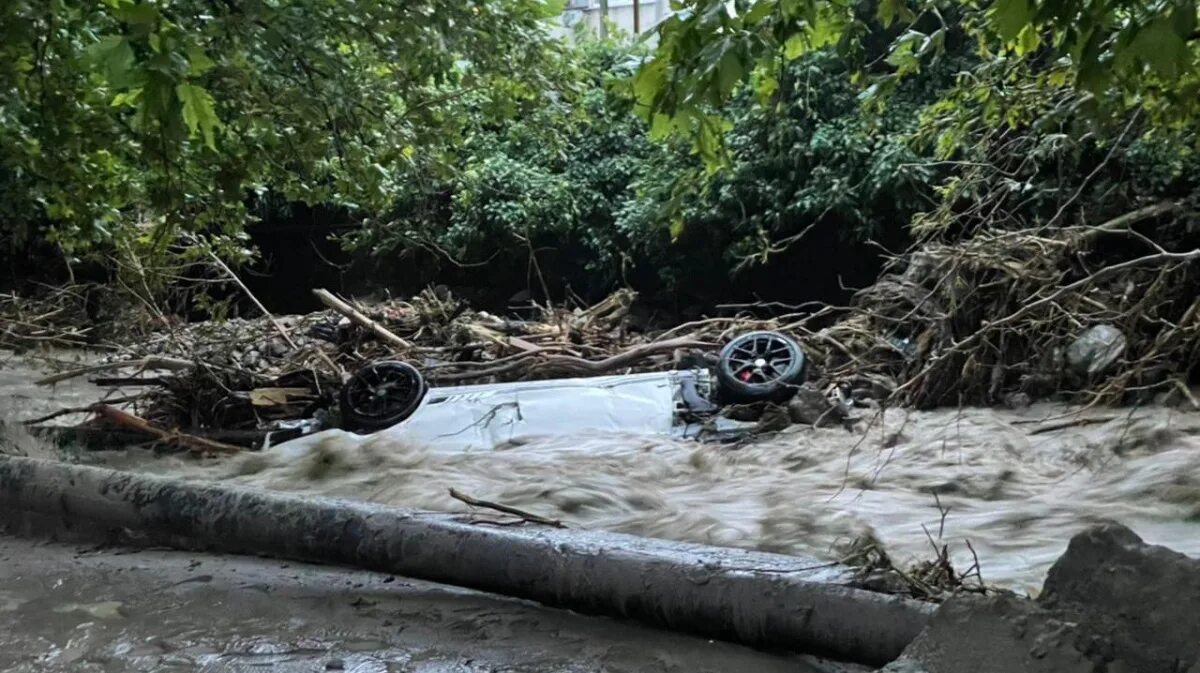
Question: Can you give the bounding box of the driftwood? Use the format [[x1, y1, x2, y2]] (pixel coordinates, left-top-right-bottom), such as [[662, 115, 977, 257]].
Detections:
[[36, 356, 196, 386], [312, 288, 413, 350], [448, 487, 565, 528], [210, 253, 341, 377], [431, 338, 713, 382], [20, 396, 143, 426], [90, 404, 242, 454], [207, 250, 299, 350]]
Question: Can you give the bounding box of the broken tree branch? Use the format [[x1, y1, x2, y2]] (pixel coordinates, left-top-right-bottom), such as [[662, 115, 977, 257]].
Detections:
[[448, 487, 565, 528], [37, 357, 196, 386], [91, 404, 242, 454], [312, 288, 413, 350]]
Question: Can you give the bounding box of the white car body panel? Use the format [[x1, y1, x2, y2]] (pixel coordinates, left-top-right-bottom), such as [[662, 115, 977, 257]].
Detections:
[[375, 370, 699, 453]]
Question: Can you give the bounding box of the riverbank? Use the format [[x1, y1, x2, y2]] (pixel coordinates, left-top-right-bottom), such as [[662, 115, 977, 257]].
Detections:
[[0, 534, 857, 673]]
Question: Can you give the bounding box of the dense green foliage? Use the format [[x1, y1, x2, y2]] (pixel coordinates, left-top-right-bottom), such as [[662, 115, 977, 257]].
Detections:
[[346, 37, 969, 297], [636, 0, 1200, 145], [346, 36, 655, 295], [2, 0, 1198, 308], [0, 0, 562, 262]]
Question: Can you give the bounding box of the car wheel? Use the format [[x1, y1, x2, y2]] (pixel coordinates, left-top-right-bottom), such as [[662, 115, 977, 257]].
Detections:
[[339, 361, 427, 432], [716, 331, 807, 402]]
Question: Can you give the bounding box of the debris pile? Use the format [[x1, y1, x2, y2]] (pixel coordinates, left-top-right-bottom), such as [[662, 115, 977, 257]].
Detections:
[[25, 287, 720, 449], [802, 204, 1200, 408], [0, 284, 98, 350], [15, 203, 1200, 451]]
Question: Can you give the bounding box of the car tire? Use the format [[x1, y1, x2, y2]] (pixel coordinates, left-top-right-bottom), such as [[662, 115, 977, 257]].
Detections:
[[339, 361, 427, 432], [716, 331, 807, 402]]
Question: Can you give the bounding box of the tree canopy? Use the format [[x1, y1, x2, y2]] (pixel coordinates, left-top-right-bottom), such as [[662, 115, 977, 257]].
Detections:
[[2, 0, 1197, 308], [634, 0, 1199, 165], [0, 0, 563, 260]]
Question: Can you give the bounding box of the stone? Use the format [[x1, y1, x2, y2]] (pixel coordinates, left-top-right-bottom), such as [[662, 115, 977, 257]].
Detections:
[[786, 383, 837, 426], [1003, 391, 1031, 409], [880, 593, 1123, 673], [266, 339, 288, 357], [1065, 324, 1126, 377], [879, 524, 1200, 673], [1038, 522, 1200, 673]]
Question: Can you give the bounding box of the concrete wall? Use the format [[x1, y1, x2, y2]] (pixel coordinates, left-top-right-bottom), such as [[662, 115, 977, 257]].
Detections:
[[553, 0, 673, 42]]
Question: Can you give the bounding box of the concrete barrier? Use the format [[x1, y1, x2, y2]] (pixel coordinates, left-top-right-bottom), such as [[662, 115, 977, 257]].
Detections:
[[0, 454, 932, 665]]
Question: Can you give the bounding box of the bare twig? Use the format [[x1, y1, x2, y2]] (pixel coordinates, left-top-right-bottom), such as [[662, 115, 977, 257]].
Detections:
[[448, 488, 564, 528]]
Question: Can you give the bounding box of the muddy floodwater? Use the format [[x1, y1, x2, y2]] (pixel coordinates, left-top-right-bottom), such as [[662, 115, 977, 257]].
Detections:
[[5, 352, 1200, 595]]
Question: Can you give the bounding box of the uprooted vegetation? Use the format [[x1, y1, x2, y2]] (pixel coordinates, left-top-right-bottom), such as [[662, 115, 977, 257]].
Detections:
[[827, 203, 1200, 408], [8, 198, 1199, 453]]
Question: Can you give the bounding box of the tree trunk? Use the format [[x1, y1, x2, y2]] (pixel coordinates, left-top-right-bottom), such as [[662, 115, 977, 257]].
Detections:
[[0, 455, 932, 665]]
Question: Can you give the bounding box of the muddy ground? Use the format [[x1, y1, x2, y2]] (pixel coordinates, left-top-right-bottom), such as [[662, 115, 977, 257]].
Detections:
[[0, 534, 862, 673]]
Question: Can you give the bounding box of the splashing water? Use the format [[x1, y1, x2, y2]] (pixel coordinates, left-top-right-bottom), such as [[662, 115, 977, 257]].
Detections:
[[6, 353, 1199, 594], [117, 402, 1200, 595]]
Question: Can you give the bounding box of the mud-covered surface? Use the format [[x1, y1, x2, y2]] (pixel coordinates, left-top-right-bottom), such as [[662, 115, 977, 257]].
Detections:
[[0, 534, 863, 673]]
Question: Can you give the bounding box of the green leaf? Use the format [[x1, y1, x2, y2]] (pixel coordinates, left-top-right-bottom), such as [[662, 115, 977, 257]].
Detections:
[[114, 2, 160, 25], [755, 73, 779, 101], [1171, 2, 1197, 38], [990, 0, 1033, 43], [186, 46, 215, 75], [538, 0, 566, 19], [876, 0, 915, 27], [110, 88, 143, 108], [1127, 18, 1189, 79], [1014, 23, 1041, 56], [88, 35, 137, 87], [632, 58, 667, 111], [1076, 55, 1111, 93], [176, 83, 220, 149], [669, 216, 685, 241], [744, 0, 776, 25], [715, 50, 744, 97], [885, 30, 924, 75], [784, 34, 807, 60]]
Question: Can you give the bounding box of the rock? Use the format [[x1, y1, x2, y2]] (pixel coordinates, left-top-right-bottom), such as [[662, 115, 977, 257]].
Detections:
[[786, 384, 837, 425], [1038, 522, 1200, 673], [879, 659, 931, 673], [880, 593, 1123, 673], [753, 404, 793, 434], [1065, 324, 1126, 377], [881, 524, 1200, 673], [1003, 391, 1031, 409]]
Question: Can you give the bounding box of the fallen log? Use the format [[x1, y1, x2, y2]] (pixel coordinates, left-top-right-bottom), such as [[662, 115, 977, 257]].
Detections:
[[90, 404, 243, 454], [431, 338, 714, 382], [313, 288, 413, 350], [0, 455, 931, 665]]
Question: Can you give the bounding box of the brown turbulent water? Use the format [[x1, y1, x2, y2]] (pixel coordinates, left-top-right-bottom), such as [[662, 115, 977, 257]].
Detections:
[[6, 352, 1200, 595]]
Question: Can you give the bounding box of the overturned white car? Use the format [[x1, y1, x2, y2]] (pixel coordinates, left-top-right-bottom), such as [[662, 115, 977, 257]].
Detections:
[[335, 331, 807, 451]]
